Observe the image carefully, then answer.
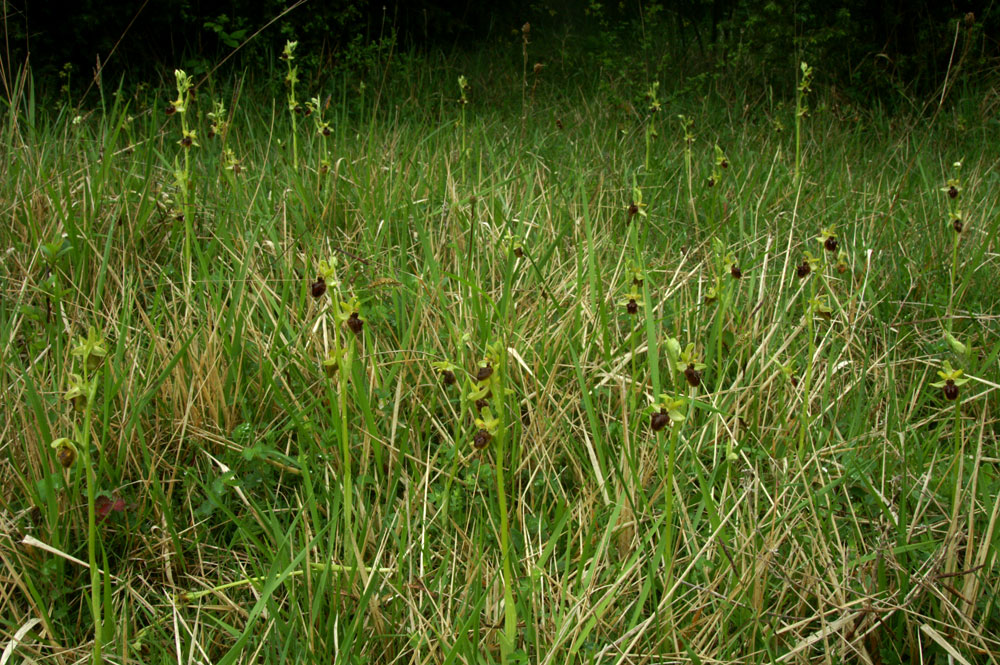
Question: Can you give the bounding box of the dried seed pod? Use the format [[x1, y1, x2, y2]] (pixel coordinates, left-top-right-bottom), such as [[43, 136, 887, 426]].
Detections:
[[684, 364, 702, 388], [943, 379, 959, 401], [473, 429, 492, 449], [824, 236, 839, 253], [730, 264, 742, 279], [310, 276, 327, 298], [476, 364, 494, 382], [796, 261, 811, 279], [346, 312, 364, 336], [650, 410, 670, 432]]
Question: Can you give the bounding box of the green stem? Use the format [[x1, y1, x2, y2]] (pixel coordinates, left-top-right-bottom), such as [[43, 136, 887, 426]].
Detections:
[[947, 230, 959, 331], [81, 365, 102, 664], [798, 277, 816, 457]]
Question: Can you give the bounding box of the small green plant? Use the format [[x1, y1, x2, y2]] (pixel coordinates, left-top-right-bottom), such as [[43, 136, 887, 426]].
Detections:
[[55, 326, 109, 665], [794, 61, 813, 187], [678, 114, 697, 228], [941, 161, 964, 328], [167, 69, 197, 291], [644, 81, 661, 172], [314, 256, 365, 559], [281, 40, 300, 171], [457, 74, 470, 178], [464, 341, 518, 659], [795, 250, 821, 456], [306, 95, 333, 176]]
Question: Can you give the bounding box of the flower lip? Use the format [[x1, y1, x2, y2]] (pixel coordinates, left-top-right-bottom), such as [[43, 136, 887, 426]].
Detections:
[[310, 277, 327, 298], [684, 364, 702, 387], [473, 429, 492, 449], [650, 410, 670, 432]]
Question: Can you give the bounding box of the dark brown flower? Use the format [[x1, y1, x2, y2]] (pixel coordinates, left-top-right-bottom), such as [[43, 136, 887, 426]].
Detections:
[[555, 118, 563, 130], [796, 261, 811, 279], [948, 185, 959, 199], [824, 236, 839, 253], [476, 364, 494, 382], [346, 312, 364, 336], [650, 410, 670, 432], [533, 62, 544, 75], [626, 299, 639, 315], [180, 136, 193, 148], [943, 379, 959, 401], [720, 159, 728, 169], [730, 264, 742, 279], [441, 370, 456, 386], [473, 429, 492, 449], [627, 203, 639, 218], [165, 104, 176, 116], [310, 276, 327, 298], [707, 177, 716, 188], [684, 364, 702, 388], [953, 218, 963, 233], [322, 126, 331, 137], [475, 398, 489, 411], [514, 247, 524, 258], [56, 444, 77, 468]]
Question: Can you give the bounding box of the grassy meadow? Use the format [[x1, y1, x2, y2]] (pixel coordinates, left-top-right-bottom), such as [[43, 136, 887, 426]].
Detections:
[[2, 35, 999, 664]]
